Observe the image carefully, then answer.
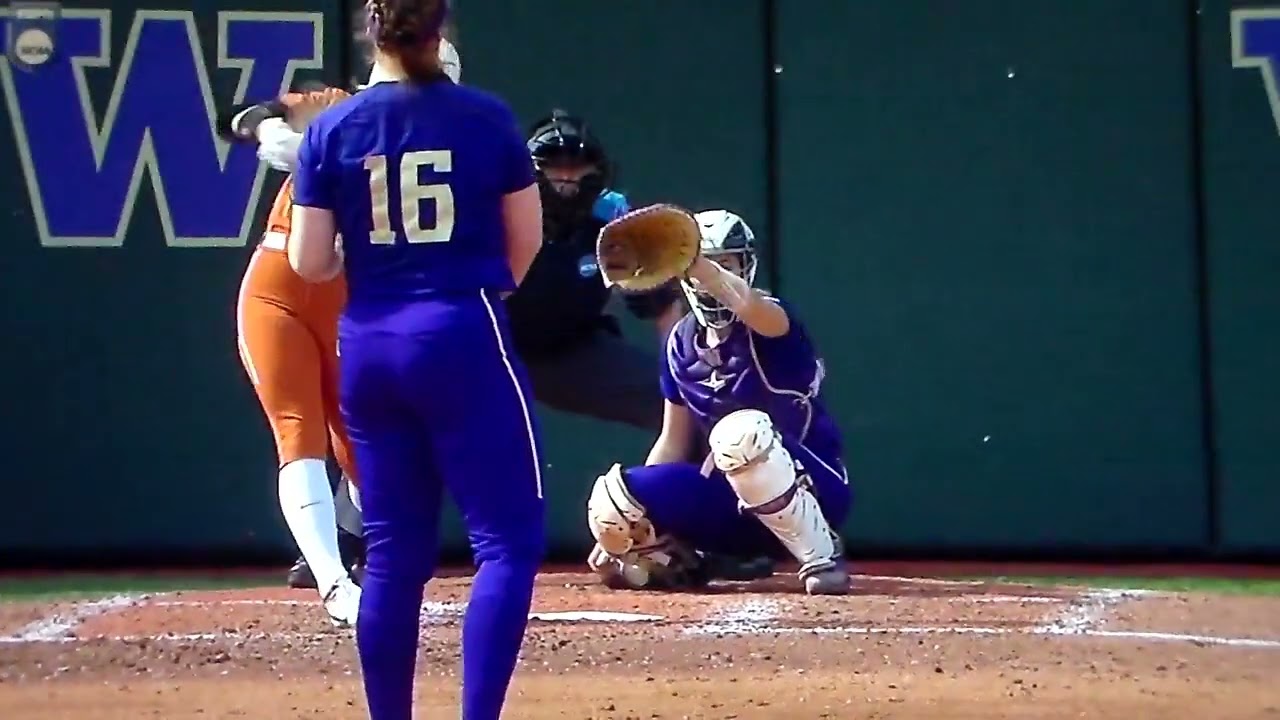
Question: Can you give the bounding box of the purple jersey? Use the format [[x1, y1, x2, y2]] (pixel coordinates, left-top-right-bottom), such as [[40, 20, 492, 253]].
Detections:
[[293, 80, 533, 312], [293, 75, 546, 720], [661, 297, 842, 461]]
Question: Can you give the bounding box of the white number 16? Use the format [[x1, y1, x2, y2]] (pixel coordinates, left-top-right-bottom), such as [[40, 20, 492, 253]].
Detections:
[[365, 150, 455, 244]]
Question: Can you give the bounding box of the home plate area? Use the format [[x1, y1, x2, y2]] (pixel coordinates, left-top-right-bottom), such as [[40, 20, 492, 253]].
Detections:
[[1, 572, 1279, 718]]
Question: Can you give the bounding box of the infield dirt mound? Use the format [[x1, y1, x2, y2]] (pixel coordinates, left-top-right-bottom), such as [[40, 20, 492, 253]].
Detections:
[[0, 571, 1277, 718]]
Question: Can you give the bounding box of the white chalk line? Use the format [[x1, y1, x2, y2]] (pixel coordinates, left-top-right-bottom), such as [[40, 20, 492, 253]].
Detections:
[[1020, 589, 1280, 647], [1081, 630, 1280, 648], [0, 594, 141, 644], [142, 595, 1068, 609], [14, 623, 1278, 650], [681, 589, 1280, 650], [683, 623, 1280, 648], [0, 631, 326, 644], [1033, 589, 1137, 635], [687, 623, 1009, 637], [0, 597, 661, 645], [150, 599, 306, 607], [860, 575, 1166, 599], [530, 611, 663, 623], [963, 595, 1062, 604], [0, 596, 460, 645], [148, 599, 462, 611], [2, 580, 1271, 653]]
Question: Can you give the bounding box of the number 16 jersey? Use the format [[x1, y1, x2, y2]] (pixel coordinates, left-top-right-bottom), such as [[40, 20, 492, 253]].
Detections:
[[293, 76, 534, 311]]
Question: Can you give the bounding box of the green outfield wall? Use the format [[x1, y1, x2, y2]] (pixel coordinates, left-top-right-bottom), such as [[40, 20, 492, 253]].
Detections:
[[1, 0, 1277, 563], [1199, 0, 1280, 554]]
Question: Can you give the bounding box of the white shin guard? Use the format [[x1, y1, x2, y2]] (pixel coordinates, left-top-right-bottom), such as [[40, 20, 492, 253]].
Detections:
[[710, 410, 841, 578]]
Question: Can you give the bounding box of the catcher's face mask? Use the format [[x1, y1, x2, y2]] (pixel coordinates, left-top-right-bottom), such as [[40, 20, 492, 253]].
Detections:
[[682, 210, 759, 330]]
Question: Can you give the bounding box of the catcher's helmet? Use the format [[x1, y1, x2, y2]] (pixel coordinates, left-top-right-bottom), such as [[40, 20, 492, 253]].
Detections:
[[682, 210, 758, 329], [527, 110, 612, 224]]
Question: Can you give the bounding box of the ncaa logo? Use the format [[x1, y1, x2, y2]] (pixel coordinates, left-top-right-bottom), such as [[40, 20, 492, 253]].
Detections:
[[13, 27, 53, 65], [5, 1, 59, 72], [577, 254, 599, 278]]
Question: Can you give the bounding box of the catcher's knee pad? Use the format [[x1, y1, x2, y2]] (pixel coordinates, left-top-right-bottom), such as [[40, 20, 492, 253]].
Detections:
[[709, 409, 796, 506], [587, 464, 660, 556]]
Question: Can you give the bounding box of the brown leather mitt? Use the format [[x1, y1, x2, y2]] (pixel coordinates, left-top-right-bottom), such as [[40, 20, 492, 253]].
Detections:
[[596, 203, 701, 292]]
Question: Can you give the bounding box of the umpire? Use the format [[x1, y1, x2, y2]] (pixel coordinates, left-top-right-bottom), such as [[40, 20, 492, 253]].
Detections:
[[509, 109, 682, 424], [290, 110, 681, 588]]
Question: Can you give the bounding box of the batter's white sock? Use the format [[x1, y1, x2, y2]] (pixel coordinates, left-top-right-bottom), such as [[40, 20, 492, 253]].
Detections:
[[278, 459, 346, 594]]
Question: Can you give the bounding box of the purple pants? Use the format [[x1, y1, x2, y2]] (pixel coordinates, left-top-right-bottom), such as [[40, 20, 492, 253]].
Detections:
[[624, 436, 850, 557], [339, 290, 545, 720]]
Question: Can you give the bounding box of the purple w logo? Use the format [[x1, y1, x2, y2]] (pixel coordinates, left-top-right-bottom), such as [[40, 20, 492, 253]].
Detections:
[[0, 10, 323, 247], [1233, 8, 1280, 137]]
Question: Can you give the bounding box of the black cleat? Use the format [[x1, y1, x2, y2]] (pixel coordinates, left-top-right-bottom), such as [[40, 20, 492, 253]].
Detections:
[[286, 556, 318, 590]]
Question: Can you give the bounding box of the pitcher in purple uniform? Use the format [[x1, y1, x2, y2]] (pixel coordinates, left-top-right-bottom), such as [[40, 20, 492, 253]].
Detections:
[[585, 210, 851, 595], [286, 1, 546, 718]]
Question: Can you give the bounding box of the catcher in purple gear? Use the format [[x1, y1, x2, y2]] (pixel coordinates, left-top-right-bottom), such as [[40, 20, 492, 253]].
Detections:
[[586, 209, 853, 595]]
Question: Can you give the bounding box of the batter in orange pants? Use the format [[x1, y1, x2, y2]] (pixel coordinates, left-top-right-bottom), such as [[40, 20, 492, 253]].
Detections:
[[236, 178, 360, 624]]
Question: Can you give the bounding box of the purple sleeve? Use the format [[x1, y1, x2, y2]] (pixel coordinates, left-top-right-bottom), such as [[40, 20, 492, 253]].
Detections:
[[755, 297, 815, 357], [495, 106, 536, 194], [291, 122, 336, 209], [659, 333, 685, 405]]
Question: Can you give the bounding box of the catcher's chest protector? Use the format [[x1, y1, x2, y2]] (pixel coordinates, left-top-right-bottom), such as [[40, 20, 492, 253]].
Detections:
[[667, 318, 818, 443]]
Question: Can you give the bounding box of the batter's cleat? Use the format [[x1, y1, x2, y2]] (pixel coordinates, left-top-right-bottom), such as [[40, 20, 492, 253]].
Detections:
[[323, 576, 362, 627], [801, 563, 851, 595], [287, 556, 318, 590]]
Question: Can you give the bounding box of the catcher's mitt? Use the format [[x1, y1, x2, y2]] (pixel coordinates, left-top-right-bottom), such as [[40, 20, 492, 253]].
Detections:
[[280, 86, 352, 132], [595, 203, 701, 292]]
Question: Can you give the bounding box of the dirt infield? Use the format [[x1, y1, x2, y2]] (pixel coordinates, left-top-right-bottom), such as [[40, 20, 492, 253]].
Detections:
[[1, 571, 1278, 718]]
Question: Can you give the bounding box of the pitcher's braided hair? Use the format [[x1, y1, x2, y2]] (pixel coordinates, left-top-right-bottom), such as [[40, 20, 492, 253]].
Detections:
[[364, 0, 449, 82]]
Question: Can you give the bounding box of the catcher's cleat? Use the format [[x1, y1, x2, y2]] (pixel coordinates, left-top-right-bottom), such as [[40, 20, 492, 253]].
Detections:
[[801, 562, 851, 596], [287, 556, 318, 590], [323, 576, 362, 628]]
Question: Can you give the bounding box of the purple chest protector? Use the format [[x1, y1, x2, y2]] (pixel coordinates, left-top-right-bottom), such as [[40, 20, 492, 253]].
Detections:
[[666, 314, 825, 447]]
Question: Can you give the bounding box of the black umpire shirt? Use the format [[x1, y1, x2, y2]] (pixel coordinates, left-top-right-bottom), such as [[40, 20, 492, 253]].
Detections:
[[505, 190, 677, 358]]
